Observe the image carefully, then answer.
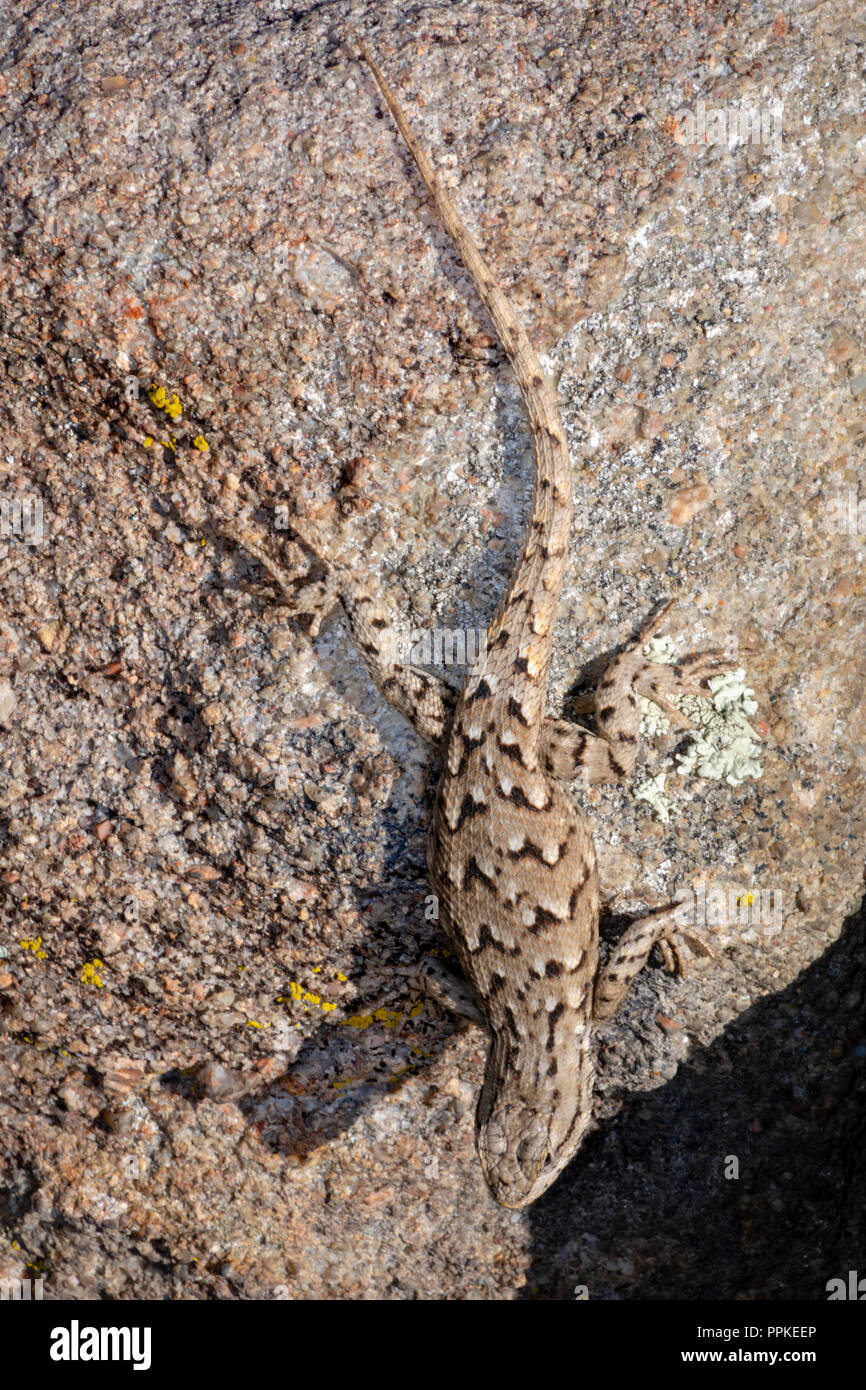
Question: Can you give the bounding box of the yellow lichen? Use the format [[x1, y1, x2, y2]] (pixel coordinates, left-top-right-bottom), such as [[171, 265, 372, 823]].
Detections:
[[80, 959, 104, 988], [20, 936, 48, 959]]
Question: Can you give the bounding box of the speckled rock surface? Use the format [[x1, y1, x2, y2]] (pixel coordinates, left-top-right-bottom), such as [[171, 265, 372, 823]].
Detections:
[[0, 0, 864, 1299]]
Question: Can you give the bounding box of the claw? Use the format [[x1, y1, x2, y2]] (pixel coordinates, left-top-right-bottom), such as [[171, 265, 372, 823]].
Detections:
[[635, 598, 677, 646]]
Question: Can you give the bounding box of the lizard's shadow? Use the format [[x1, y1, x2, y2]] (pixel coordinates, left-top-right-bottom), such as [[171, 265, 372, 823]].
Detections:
[[518, 899, 866, 1301]]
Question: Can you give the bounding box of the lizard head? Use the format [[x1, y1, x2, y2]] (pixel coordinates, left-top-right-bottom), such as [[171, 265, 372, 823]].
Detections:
[[475, 1025, 595, 1208]]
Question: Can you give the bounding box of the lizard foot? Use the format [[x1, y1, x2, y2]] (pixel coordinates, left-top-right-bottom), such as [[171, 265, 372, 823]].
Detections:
[[649, 902, 717, 976], [410, 953, 484, 1026], [634, 649, 736, 727], [593, 900, 714, 1020], [223, 519, 341, 634], [332, 954, 484, 1031]]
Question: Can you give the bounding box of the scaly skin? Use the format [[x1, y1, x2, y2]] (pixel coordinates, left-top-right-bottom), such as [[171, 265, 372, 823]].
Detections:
[[267, 37, 725, 1207]]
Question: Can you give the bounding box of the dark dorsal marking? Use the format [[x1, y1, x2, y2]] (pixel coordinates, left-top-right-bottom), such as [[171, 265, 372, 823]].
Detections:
[[504, 783, 553, 813], [462, 855, 497, 894], [606, 749, 627, 779], [461, 728, 485, 754], [531, 904, 564, 933], [507, 695, 530, 726], [469, 920, 523, 959], [507, 839, 550, 864], [567, 867, 591, 917], [497, 738, 529, 769], [464, 677, 493, 704], [456, 791, 487, 826], [486, 971, 508, 1000], [470, 921, 497, 954], [509, 837, 569, 868], [546, 1001, 565, 1048], [454, 726, 486, 778], [551, 729, 587, 757], [503, 783, 531, 809]]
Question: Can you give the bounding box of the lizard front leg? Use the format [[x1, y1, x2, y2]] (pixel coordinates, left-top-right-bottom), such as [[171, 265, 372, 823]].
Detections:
[[593, 900, 714, 1020]]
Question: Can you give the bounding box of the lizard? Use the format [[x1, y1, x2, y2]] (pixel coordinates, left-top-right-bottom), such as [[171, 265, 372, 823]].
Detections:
[[239, 35, 731, 1208]]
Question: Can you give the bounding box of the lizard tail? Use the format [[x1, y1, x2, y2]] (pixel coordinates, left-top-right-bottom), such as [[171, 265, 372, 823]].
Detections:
[[353, 36, 574, 731]]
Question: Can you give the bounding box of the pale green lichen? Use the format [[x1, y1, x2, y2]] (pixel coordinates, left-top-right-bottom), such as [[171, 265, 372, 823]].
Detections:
[[639, 694, 670, 739], [634, 771, 673, 823], [636, 643, 763, 820], [675, 669, 762, 787], [643, 634, 676, 665]]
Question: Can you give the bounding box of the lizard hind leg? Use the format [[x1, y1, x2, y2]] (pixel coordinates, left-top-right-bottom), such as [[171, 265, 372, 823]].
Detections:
[[539, 606, 684, 786], [542, 604, 743, 785], [632, 650, 741, 718], [248, 510, 458, 743]]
